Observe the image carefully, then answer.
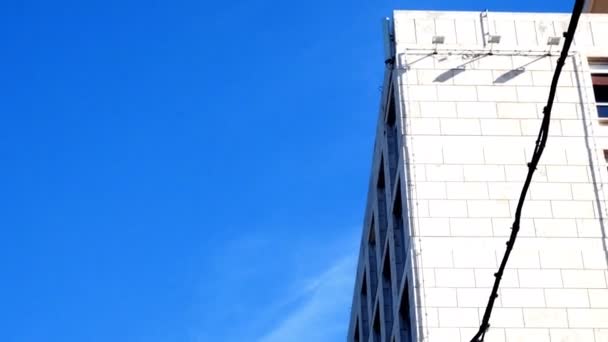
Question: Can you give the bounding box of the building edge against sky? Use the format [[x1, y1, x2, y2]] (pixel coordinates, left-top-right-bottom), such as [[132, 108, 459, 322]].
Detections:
[[348, 4, 608, 342]]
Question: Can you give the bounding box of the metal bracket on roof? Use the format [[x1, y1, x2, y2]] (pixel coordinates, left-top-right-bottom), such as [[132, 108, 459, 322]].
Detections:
[[480, 9, 491, 48], [382, 17, 395, 66]]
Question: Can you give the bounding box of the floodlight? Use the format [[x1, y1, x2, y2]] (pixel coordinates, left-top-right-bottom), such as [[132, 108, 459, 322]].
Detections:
[[432, 35, 445, 44], [488, 35, 501, 44], [547, 36, 561, 45]]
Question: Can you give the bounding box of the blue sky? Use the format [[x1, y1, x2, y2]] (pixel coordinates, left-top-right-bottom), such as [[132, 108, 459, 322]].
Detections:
[[0, 0, 572, 341]]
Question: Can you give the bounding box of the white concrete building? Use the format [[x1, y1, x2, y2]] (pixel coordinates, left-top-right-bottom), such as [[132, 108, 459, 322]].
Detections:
[[348, 5, 608, 342]]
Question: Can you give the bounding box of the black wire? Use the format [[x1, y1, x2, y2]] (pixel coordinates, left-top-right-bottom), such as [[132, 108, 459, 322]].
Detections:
[[469, 1, 586, 341]]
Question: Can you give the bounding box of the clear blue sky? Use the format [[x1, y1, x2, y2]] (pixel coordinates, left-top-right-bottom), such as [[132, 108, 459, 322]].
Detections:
[[0, 1, 572, 341]]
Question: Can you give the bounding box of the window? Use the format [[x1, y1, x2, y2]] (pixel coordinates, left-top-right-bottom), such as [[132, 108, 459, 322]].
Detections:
[[368, 218, 379, 303], [399, 281, 412, 342], [372, 308, 381, 342], [377, 159, 388, 246], [360, 270, 370, 341], [353, 319, 360, 342], [391, 182, 406, 288], [590, 61, 608, 119], [381, 254, 393, 342], [385, 87, 399, 186], [593, 74, 608, 118]]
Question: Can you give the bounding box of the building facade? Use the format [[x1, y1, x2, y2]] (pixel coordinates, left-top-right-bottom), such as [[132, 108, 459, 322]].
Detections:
[[348, 8, 608, 342]]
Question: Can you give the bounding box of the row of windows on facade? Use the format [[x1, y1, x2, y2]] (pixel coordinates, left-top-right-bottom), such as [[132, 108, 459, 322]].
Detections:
[[354, 89, 413, 342], [354, 176, 412, 342]]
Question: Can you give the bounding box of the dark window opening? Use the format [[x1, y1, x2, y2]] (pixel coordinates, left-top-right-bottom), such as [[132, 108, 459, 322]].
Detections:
[[392, 182, 406, 288], [381, 254, 393, 342], [373, 308, 382, 342], [392, 185, 402, 217], [399, 280, 412, 342], [592, 74, 608, 118], [369, 220, 377, 245], [354, 319, 360, 342], [360, 270, 370, 341], [382, 253, 392, 285], [377, 159, 386, 189], [386, 89, 396, 126], [377, 159, 388, 247], [385, 88, 399, 187], [368, 218, 379, 304]]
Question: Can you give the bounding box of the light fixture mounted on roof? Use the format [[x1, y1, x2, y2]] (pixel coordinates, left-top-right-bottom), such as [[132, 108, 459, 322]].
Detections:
[[487, 34, 501, 55], [432, 35, 445, 44], [546, 36, 562, 55], [432, 35, 445, 54], [547, 36, 562, 45], [487, 35, 502, 44]]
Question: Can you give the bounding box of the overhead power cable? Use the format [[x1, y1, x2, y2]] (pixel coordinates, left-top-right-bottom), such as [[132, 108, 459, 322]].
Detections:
[[469, 1, 586, 341]]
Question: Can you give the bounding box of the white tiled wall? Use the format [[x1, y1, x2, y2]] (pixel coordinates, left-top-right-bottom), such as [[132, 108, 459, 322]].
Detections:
[[348, 10, 608, 342], [395, 10, 608, 342]]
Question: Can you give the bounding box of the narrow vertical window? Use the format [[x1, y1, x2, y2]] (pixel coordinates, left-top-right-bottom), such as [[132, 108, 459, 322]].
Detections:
[[368, 218, 379, 304], [353, 319, 360, 342], [385, 87, 399, 186], [381, 254, 393, 342], [399, 280, 412, 342], [392, 182, 406, 289], [372, 307, 381, 342], [377, 159, 388, 246], [360, 271, 370, 341]]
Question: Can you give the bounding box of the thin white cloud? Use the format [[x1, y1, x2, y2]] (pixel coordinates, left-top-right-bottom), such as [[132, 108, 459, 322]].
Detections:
[[192, 227, 361, 342], [257, 254, 357, 342]]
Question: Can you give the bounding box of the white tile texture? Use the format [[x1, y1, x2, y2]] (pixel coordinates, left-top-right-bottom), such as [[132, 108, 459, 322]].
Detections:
[[349, 10, 608, 342]]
